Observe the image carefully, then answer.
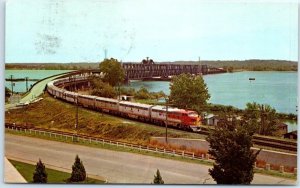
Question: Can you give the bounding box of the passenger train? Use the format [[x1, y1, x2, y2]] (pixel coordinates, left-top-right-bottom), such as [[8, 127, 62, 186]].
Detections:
[[46, 76, 202, 132]]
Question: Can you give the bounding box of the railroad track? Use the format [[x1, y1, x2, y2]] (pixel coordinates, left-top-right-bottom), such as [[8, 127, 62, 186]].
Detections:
[[5, 123, 297, 153]]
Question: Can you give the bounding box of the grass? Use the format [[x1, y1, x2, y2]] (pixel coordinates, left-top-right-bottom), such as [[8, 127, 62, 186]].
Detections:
[[8, 159, 105, 184], [254, 168, 297, 180], [5, 93, 204, 145], [6, 130, 297, 180]]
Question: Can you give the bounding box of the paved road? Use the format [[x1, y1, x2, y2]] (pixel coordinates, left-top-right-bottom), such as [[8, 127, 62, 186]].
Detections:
[[5, 134, 296, 185], [5, 73, 70, 111]]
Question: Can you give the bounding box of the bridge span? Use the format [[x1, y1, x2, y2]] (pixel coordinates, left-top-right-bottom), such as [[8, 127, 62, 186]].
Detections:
[[122, 61, 226, 82], [65, 60, 227, 82]]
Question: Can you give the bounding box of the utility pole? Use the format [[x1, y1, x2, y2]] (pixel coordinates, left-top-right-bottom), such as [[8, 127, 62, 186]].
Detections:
[[118, 82, 121, 101], [104, 49, 107, 60], [198, 56, 201, 75], [25, 77, 28, 92], [74, 76, 78, 141], [165, 97, 168, 144], [260, 104, 265, 135], [10, 75, 14, 95]]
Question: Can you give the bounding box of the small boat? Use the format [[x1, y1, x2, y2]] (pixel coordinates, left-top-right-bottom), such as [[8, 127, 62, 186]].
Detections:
[[249, 78, 255, 80]]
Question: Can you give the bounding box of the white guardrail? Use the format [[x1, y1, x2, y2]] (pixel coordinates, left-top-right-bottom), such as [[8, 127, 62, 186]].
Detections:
[[6, 126, 209, 160]]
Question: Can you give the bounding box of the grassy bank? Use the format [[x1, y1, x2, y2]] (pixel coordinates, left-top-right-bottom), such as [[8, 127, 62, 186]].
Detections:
[[5, 93, 203, 145], [9, 159, 104, 183]]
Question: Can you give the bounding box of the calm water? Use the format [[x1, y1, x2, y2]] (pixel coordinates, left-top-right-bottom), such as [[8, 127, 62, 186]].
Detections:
[[128, 71, 298, 115], [5, 70, 72, 92]]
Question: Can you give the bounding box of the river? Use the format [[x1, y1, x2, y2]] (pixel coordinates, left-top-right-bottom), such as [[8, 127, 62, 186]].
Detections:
[[5, 70, 72, 93], [128, 71, 297, 114]]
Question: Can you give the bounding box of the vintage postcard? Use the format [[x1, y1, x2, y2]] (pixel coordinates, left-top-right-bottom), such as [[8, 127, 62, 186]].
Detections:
[[4, 0, 298, 185]]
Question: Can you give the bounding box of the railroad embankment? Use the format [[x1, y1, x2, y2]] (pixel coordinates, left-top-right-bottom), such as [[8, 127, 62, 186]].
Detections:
[[5, 93, 203, 145]]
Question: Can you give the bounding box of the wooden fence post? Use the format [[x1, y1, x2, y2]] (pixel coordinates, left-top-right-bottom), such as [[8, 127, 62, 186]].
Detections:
[[280, 166, 284, 173], [266, 164, 270, 171], [206, 154, 210, 160]]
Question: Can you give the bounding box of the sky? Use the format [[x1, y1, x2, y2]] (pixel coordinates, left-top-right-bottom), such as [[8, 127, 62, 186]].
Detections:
[[5, 0, 298, 63]]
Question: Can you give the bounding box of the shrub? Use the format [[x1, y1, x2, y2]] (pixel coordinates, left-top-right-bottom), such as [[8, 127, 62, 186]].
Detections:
[[69, 155, 86, 182], [33, 159, 47, 183], [153, 169, 164, 184]]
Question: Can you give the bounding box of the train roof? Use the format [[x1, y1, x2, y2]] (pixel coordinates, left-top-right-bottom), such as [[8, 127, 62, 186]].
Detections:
[[95, 96, 119, 103], [119, 101, 152, 108], [78, 94, 97, 99], [64, 90, 76, 94], [151, 105, 182, 112]]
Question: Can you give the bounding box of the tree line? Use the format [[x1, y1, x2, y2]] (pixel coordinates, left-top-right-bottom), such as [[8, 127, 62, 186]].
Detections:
[[6, 59, 297, 71]]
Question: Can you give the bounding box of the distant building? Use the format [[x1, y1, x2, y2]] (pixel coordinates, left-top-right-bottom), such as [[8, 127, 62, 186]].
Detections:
[[205, 114, 219, 126], [118, 95, 134, 101], [283, 131, 297, 140]]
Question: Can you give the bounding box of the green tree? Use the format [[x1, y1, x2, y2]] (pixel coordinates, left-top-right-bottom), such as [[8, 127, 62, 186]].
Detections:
[[206, 124, 260, 184], [119, 87, 136, 96], [134, 86, 151, 99], [99, 58, 125, 86], [33, 159, 47, 183], [150, 91, 166, 100], [243, 102, 279, 136], [69, 155, 86, 182], [90, 76, 117, 98], [153, 169, 164, 184], [169, 73, 210, 111]]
